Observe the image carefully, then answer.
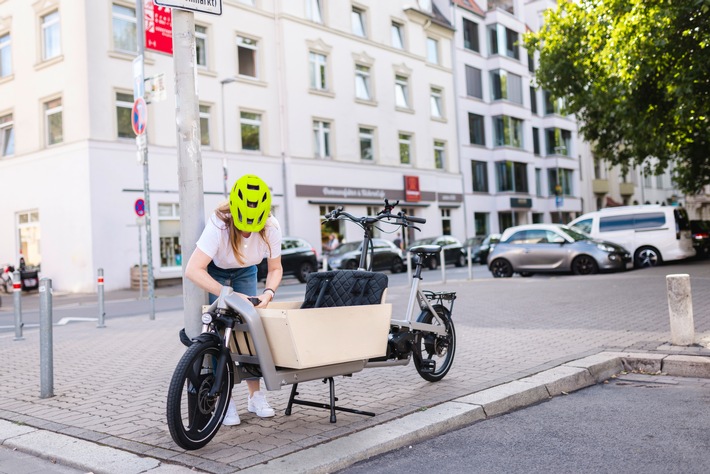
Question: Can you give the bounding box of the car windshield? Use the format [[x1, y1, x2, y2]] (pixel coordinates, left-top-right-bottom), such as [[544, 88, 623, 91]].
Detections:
[[330, 241, 360, 255], [558, 226, 591, 242], [410, 237, 436, 247]]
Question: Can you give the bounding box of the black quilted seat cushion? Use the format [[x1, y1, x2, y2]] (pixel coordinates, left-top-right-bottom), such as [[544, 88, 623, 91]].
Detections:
[[300, 270, 388, 309]]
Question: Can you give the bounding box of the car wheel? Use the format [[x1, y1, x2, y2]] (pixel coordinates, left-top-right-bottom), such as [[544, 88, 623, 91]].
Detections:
[[490, 259, 513, 278], [427, 257, 438, 271], [455, 254, 466, 267], [391, 257, 404, 274], [634, 246, 661, 268], [345, 260, 358, 270], [296, 262, 314, 283], [519, 272, 534, 277], [571, 255, 599, 275]]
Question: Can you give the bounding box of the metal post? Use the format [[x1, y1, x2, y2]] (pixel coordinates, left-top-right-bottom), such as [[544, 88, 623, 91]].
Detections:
[[12, 270, 23, 341], [39, 278, 54, 398], [220, 78, 236, 199], [467, 245, 473, 280], [440, 248, 446, 283], [173, 9, 206, 338], [136, 0, 156, 320], [322, 256, 328, 272], [406, 252, 412, 281], [138, 219, 144, 299], [97, 268, 106, 328]]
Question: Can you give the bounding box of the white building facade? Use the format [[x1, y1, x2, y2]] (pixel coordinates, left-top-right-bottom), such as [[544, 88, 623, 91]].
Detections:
[[0, 0, 463, 292]]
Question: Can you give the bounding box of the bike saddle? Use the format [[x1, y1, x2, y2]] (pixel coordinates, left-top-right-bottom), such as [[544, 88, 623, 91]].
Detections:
[[408, 244, 442, 256]]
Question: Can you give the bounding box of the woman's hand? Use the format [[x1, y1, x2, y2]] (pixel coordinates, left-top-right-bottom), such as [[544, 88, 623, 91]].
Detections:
[[250, 291, 273, 308]]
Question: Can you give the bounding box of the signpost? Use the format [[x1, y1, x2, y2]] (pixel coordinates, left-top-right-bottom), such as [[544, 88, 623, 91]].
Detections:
[[131, 97, 148, 136], [135, 198, 146, 217], [144, 0, 173, 55], [153, 0, 222, 15]]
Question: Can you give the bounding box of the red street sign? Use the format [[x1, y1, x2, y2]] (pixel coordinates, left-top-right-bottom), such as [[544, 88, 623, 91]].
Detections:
[[135, 198, 146, 217], [145, 0, 173, 55], [132, 98, 147, 135], [404, 175, 421, 202]]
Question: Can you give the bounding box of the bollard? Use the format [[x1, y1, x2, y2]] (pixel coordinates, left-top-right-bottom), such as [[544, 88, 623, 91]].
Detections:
[[13, 270, 23, 341], [666, 274, 695, 346], [467, 246, 473, 281], [97, 268, 106, 328], [322, 255, 328, 272], [39, 278, 54, 398], [440, 248, 446, 284]]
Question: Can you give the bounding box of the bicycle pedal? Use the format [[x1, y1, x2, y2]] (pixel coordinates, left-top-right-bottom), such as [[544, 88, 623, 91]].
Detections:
[[420, 359, 436, 373]]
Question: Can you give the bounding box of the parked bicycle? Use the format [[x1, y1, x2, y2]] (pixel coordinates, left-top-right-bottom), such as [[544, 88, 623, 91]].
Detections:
[[166, 199, 456, 450]]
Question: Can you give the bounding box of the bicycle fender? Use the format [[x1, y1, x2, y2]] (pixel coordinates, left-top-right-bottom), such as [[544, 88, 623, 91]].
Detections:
[[192, 332, 223, 347]]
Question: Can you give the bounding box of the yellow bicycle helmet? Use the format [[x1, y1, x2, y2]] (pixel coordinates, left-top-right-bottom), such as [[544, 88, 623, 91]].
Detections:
[[229, 174, 271, 232]]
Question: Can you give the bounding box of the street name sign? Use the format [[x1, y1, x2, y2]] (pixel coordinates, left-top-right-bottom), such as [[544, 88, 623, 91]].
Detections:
[[153, 0, 222, 15]]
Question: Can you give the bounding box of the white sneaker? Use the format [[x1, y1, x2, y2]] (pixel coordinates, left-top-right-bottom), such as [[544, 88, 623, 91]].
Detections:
[[247, 391, 275, 418], [222, 400, 241, 426]]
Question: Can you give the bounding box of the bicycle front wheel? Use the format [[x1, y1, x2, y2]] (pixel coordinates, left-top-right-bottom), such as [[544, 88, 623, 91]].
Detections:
[[167, 339, 233, 450], [413, 304, 456, 382]]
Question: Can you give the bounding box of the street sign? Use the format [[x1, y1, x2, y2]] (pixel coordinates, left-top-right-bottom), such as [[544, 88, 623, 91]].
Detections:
[[144, 73, 167, 103], [132, 98, 148, 135], [135, 199, 146, 217], [145, 0, 173, 55], [132, 55, 144, 100], [154, 0, 222, 15], [556, 195, 564, 207]]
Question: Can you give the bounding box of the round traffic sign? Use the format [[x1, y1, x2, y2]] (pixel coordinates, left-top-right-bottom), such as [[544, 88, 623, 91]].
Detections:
[[135, 198, 146, 217], [132, 98, 147, 135]]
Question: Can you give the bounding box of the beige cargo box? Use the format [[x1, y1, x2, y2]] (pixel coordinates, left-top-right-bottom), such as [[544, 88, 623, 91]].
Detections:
[[243, 301, 392, 369]]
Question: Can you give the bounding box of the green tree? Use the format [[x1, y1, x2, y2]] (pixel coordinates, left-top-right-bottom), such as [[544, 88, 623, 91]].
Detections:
[[525, 0, 710, 194]]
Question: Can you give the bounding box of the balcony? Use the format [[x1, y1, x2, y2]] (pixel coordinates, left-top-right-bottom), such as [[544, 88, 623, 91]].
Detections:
[[488, 0, 514, 14], [619, 182, 635, 196], [592, 179, 609, 194]]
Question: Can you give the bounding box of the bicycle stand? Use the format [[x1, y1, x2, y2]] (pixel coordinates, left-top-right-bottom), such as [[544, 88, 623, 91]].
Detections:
[[284, 377, 376, 423]]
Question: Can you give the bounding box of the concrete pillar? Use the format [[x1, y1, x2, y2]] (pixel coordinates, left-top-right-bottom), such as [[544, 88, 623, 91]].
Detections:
[[666, 274, 695, 346]]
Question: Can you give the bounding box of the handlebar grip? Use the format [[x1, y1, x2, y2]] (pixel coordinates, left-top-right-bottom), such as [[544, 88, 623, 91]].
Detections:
[[407, 216, 426, 224]]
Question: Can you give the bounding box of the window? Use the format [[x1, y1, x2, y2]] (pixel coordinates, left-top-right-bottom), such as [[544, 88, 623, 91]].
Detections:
[[544, 91, 565, 115], [17, 210, 41, 266], [240, 111, 261, 151], [465, 65, 482, 99], [530, 86, 538, 114], [395, 75, 409, 108], [112, 4, 136, 53], [426, 38, 439, 64], [310, 52, 327, 90], [430, 88, 443, 118], [0, 33, 11, 77], [468, 113, 485, 146], [44, 98, 63, 146], [532, 127, 540, 155], [199, 105, 210, 146], [474, 213, 488, 236], [0, 114, 14, 156], [195, 25, 207, 67], [574, 218, 593, 234], [41, 10, 61, 61], [548, 168, 573, 195], [527, 50, 535, 73], [355, 64, 371, 100], [359, 127, 374, 161], [237, 36, 257, 78], [493, 115, 523, 148], [496, 161, 528, 192], [545, 128, 572, 156], [158, 203, 182, 268], [490, 69, 522, 103], [116, 92, 134, 138], [313, 120, 331, 158], [351, 7, 366, 37], [434, 141, 445, 169], [535, 168, 542, 196], [656, 174, 664, 189], [399, 133, 411, 164], [306, 0, 323, 23], [471, 161, 488, 192], [391, 22, 404, 49], [441, 208, 451, 235], [488, 24, 519, 60], [463, 18, 479, 52]]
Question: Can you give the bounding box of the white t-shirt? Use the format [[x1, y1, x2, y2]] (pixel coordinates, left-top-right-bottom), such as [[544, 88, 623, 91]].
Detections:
[[196, 213, 282, 269]]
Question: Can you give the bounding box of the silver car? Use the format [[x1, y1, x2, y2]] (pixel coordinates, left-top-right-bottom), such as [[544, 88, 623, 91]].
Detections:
[[488, 224, 631, 278]]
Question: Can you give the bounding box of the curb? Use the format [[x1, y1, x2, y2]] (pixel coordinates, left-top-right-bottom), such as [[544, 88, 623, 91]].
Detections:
[[1, 351, 708, 474]]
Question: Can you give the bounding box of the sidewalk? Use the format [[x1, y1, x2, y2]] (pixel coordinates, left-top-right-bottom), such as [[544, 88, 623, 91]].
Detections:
[[1, 278, 709, 473]]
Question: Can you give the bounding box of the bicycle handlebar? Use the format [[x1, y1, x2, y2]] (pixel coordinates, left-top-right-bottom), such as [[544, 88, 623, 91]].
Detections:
[[323, 201, 426, 228]]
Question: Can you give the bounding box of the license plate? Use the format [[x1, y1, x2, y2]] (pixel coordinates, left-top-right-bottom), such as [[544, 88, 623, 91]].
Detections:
[[24, 278, 37, 287]]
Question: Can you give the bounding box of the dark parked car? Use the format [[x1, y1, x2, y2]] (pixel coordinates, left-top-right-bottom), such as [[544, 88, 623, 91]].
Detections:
[[257, 237, 318, 283], [326, 239, 405, 273], [407, 235, 466, 270], [690, 220, 710, 258], [477, 233, 501, 265], [462, 236, 484, 263], [488, 224, 631, 277]]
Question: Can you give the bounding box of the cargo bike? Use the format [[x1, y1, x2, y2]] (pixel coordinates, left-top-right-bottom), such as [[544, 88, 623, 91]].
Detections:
[[167, 200, 457, 450]]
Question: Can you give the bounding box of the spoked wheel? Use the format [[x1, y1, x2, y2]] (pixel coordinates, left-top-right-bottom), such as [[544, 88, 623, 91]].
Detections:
[[167, 339, 233, 450], [413, 304, 456, 382], [490, 258, 513, 278], [296, 262, 314, 283], [571, 255, 598, 275], [634, 246, 661, 268]]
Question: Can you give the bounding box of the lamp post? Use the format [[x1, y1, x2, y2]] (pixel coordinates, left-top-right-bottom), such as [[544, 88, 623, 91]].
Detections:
[[554, 145, 567, 223], [220, 77, 237, 198]]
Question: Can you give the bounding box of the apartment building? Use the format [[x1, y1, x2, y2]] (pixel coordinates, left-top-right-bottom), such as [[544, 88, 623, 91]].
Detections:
[[0, 0, 462, 292]]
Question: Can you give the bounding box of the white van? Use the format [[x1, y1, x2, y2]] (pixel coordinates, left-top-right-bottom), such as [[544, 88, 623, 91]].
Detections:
[[569, 205, 695, 268]]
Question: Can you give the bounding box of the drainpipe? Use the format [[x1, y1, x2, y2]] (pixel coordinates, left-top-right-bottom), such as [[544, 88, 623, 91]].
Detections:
[[273, 3, 291, 235]]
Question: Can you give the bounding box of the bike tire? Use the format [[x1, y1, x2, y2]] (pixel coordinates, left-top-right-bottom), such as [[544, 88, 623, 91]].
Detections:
[[413, 304, 456, 382], [166, 339, 233, 450]]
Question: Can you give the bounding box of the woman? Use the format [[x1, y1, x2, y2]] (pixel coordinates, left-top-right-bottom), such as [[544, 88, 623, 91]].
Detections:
[[185, 174, 283, 426]]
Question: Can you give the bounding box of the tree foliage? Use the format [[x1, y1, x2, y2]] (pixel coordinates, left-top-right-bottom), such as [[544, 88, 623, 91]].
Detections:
[[525, 0, 710, 194]]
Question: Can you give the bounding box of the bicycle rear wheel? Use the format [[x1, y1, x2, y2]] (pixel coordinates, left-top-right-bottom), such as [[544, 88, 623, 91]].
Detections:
[[167, 339, 233, 450], [413, 304, 456, 382]]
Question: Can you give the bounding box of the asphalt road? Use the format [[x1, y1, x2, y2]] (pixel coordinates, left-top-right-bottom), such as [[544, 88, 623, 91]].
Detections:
[[340, 374, 710, 474]]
